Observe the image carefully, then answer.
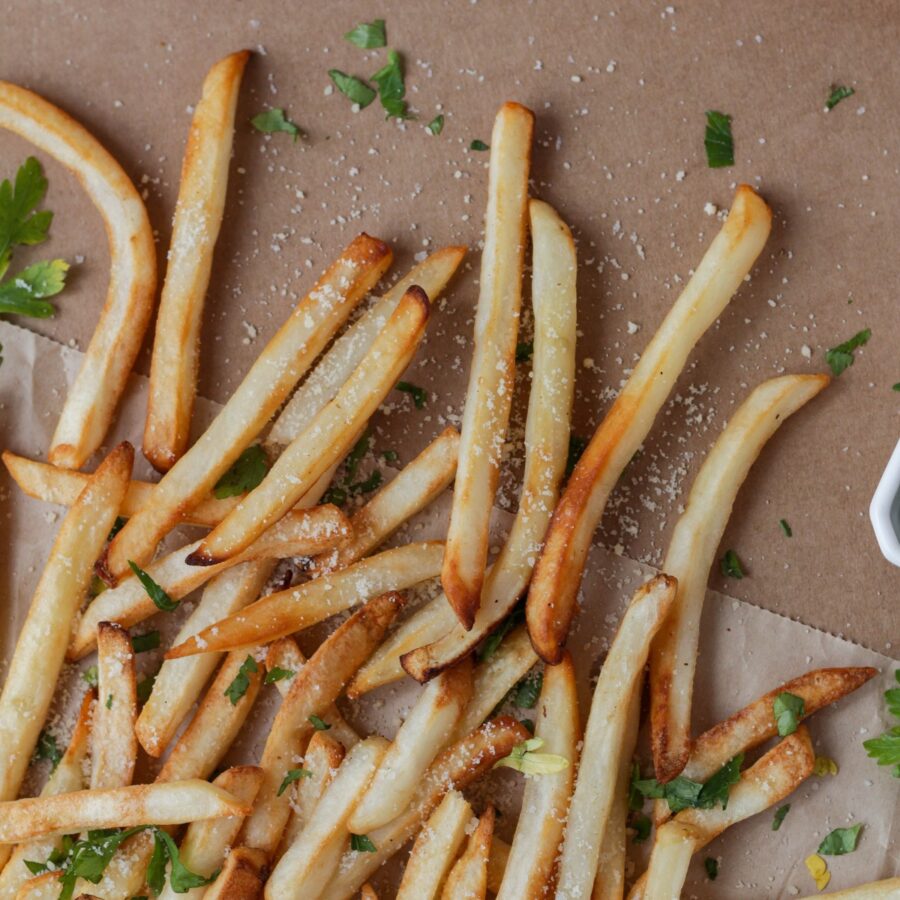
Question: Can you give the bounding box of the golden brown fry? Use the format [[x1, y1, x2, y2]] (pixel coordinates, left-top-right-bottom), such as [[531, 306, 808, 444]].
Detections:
[[555, 575, 676, 899], [440, 805, 494, 900], [167, 542, 443, 659], [497, 653, 578, 899], [0, 84, 156, 469], [486, 837, 510, 896], [144, 50, 250, 472], [0, 442, 132, 802], [103, 233, 391, 582], [0, 781, 249, 843], [190, 286, 431, 565], [202, 846, 267, 900], [649, 374, 829, 782], [443, 102, 534, 629], [403, 198, 576, 679], [71, 504, 349, 659], [396, 790, 472, 900], [240, 593, 404, 857], [266, 247, 466, 450], [349, 659, 473, 834], [527, 185, 773, 665], [91, 622, 138, 790]]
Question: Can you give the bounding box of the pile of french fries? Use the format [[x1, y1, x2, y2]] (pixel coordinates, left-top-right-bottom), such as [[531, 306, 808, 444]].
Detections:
[[0, 49, 894, 900]]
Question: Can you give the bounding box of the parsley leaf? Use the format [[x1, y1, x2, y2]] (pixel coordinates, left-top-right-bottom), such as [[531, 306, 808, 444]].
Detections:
[[493, 736, 569, 776], [371, 50, 411, 119], [426, 115, 444, 135], [892, 383, 900, 392], [0, 258, 69, 319], [128, 561, 178, 612], [773, 692, 805, 737], [863, 671, 900, 777], [704, 857, 719, 881], [826, 85, 855, 111], [213, 445, 269, 499], [825, 328, 871, 376], [515, 341, 534, 363], [224, 655, 259, 705], [83, 665, 99, 687], [105, 694, 114, 709], [566, 435, 588, 479], [720, 549, 744, 579], [278, 767, 313, 796], [477, 606, 524, 661], [632, 755, 743, 814], [397, 381, 427, 408], [322, 484, 348, 507], [251, 108, 301, 141], [108, 516, 127, 540], [631, 812, 652, 843], [773, 804, 791, 831], [351, 833, 377, 853], [153, 829, 217, 891], [779, 518, 793, 537], [512, 671, 543, 709], [704, 110, 734, 168], [137, 674, 156, 704], [470, 139, 489, 151], [265, 666, 295, 684], [344, 19, 386, 49], [309, 714, 331, 731], [344, 433, 370, 480], [818, 823, 863, 856], [329, 70, 377, 109], [34, 729, 63, 770], [131, 631, 160, 654]]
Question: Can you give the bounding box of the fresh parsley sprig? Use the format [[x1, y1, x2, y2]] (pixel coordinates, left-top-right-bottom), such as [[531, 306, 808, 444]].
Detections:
[[214, 445, 269, 499], [224, 655, 259, 705], [773, 692, 805, 737], [863, 670, 900, 777], [128, 561, 178, 612], [825, 328, 871, 376], [344, 19, 386, 49], [825, 85, 855, 111], [494, 737, 569, 776], [703, 111, 734, 168], [632, 754, 743, 814], [251, 108, 302, 141]]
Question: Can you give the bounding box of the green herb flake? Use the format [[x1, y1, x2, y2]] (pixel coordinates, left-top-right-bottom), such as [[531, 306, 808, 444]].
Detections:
[[323, 484, 348, 508], [515, 341, 534, 363], [137, 675, 156, 704], [213, 445, 269, 499], [493, 736, 569, 776], [426, 115, 444, 135], [328, 70, 377, 109], [892, 383, 900, 392], [773, 691, 805, 737], [631, 812, 652, 843], [720, 549, 744, 579], [704, 857, 719, 881], [397, 381, 427, 408], [704, 110, 734, 168], [371, 50, 411, 119], [344, 19, 386, 49], [512, 671, 543, 709], [251, 108, 301, 141], [277, 767, 313, 796], [632, 754, 743, 814], [108, 516, 127, 541], [264, 666, 295, 685], [153, 828, 218, 892], [309, 714, 332, 731], [224, 655, 259, 706], [105, 694, 114, 709], [863, 670, 900, 777], [382, 449, 399, 463], [83, 665, 99, 687], [128, 561, 178, 612], [818, 823, 863, 856], [477, 606, 524, 662], [34, 729, 63, 770], [131, 631, 161, 654], [779, 518, 793, 537], [772, 804, 791, 831], [825, 328, 871, 376], [470, 139, 490, 151], [351, 833, 377, 853], [826, 85, 855, 111]]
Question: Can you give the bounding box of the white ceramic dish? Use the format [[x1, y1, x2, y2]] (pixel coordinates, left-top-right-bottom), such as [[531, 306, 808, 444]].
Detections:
[[870, 437, 900, 567]]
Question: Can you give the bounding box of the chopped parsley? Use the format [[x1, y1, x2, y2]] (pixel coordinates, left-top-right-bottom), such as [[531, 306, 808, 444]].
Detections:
[[264, 666, 295, 685], [371, 50, 410, 119], [825, 85, 855, 111], [309, 714, 331, 731], [344, 19, 386, 49], [703, 110, 734, 168], [511, 671, 543, 709], [382, 449, 399, 463], [825, 328, 871, 376], [814, 755, 839, 777], [328, 70, 377, 109], [773, 691, 805, 737], [397, 380, 427, 408], [779, 518, 793, 537], [213, 445, 269, 499], [515, 341, 534, 363], [426, 115, 444, 135], [863, 670, 900, 777], [250, 108, 301, 141], [128, 561, 178, 612], [470, 139, 489, 151], [772, 804, 791, 831], [632, 754, 743, 814], [277, 768, 313, 796], [323, 432, 385, 506], [631, 812, 652, 843], [224, 655, 258, 705], [108, 516, 127, 541], [720, 549, 744, 579], [351, 833, 377, 853], [818, 823, 863, 856], [83, 665, 99, 687], [477, 605, 524, 661], [494, 737, 569, 776], [34, 729, 63, 770], [105, 694, 114, 709], [131, 631, 160, 654], [704, 857, 718, 881], [892, 383, 900, 392]]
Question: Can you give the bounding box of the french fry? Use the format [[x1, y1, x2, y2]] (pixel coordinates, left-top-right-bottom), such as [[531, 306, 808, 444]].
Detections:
[[496, 652, 579, 900], [403, 197, 576, 678], [347, 596, 459, 698], [167, 542, 444, 659], [159, 648, 265, 783], [202, 846, 267, 900], [0, 781, 249, 843], [527, 185, 773, 664], [103, 233, 391, 582], [649, 374, 829, 782], [440, 805, 494, 900], [144, 50, 250, 472], [266, 247, 466, 449], [240, 593, 404, 857], [91, 622, 138, 790], [0, 83, 156, 469], [396, 790, 472, 900], [452, 624, 538, 740], [798, 878, 900, 899], [190, 286, 431, 565], [555, 575, 676, 899], [156, 766, 264, 900], [443, 101, 534, 629], [486, 837, 510, 896], [0, 442, 132, 802], [317, 717, 528, 900], [265, 737, 389, 899], [0, 691, 92, 897], [71, 504, 350, 659], [311, 426, 460, 574], [349, 659, 473, 833], [360, 885, 379, 900], [632, 727, 815, 900]]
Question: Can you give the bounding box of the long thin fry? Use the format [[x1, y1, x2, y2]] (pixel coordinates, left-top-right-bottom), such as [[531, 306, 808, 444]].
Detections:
[[497, 652, 578, 900], [486, 837, 510, 896], [0, 442, 132, 802], [91, 622, 138, 790], [240, 593, 404, 857], [312, 426, 460, 573], [440, 805, 494, 900], [103, 232, 391, 581], [396, 790, 472, 900], [0, 83, 156, 469], [403, 197, 576, 679], [190, 286, 431, 565], [265, 737, 389, 899], [349, 659, 473, 833], [144, 50, 250, 472], [649, 374, 829, 782], [555, 575, 676, 899], [0, 781, 249, 843], [202, 846, 267, 900], [266, 246, 466, 449], [72, 504, 349, 659], [443, 101, 534, 629], [167, 542, 443, 659], [527, 185, 773, 664]]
